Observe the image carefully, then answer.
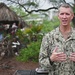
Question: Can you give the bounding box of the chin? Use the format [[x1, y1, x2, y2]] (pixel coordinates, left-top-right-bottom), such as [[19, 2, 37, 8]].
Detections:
[[62, 23, 68, 26], [63, 25, 67, 26]]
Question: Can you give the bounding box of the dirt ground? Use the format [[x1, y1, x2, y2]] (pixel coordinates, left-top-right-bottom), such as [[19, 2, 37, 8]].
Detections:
[[0, 56, 39, 75]]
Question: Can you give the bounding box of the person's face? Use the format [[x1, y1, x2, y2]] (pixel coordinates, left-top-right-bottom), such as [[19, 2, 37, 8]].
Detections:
[[58, 7, 74, 26]]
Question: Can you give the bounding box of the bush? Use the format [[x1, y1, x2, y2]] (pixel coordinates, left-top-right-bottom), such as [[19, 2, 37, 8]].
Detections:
[[16, 41, 41, 62], [41, 17, 59, 33], [16, 17, 60, 62]]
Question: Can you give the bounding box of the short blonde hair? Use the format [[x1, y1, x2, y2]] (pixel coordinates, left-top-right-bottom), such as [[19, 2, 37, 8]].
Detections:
[[58, 3, 73, 13]]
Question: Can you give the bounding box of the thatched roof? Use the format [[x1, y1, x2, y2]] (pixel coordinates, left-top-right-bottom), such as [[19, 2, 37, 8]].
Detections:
[[0, 3, 18, 21], [0, 3, 29, 28]]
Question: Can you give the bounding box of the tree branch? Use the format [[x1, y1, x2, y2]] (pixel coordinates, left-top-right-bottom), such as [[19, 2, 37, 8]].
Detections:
[[27, 7, 58, 13], [19, 3, 58, 14], [7, 0, 58, 14]]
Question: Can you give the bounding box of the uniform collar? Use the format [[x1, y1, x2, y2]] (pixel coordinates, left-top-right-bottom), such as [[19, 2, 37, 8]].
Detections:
[[55, 27, 75, 41]]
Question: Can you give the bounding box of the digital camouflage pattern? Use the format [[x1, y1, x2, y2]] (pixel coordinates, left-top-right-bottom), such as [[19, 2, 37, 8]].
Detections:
[[39, 27, 75, 75]]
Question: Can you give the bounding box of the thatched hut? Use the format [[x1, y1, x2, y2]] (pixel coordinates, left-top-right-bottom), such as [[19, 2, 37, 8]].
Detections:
[[0, 3, 28, 27], [0, 3, 18, 35], [0, 3, 29, 57], [0, 3, 18, 21], [0, 3, 29, 34]]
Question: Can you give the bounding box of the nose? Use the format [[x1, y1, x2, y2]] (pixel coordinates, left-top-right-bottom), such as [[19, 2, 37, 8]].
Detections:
[[63, 14, 67, 18]]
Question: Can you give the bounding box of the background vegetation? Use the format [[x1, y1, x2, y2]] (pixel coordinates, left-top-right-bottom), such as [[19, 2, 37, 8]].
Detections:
[[16, 17, 59, 62], [0, 0, 74, 62]]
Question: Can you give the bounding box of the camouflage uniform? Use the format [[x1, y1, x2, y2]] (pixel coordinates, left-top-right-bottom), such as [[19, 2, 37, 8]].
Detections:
[[39, 27, 75, 75]]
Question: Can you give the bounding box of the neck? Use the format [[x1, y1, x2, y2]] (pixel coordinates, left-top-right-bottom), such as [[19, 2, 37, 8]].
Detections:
[[59, 25, 71, 40], [59, 25, 71, 33]]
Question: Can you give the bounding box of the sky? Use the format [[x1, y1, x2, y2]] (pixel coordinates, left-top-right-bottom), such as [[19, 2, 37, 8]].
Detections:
[[39, 0, 74, 9], [66, 0, 74, 3], [0, 0, 74, 9]]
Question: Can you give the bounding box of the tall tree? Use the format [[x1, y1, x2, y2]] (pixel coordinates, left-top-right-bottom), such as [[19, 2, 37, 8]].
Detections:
[[6, 0, 58, 14], [4, 0, 75, 26]]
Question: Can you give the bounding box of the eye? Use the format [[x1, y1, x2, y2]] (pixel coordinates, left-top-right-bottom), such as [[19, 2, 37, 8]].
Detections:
[[66, 13, 70, 15], [60, 13, 64, 15]]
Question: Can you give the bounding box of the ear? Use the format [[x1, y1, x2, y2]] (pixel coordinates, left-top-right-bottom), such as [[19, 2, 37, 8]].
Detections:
[[71, 13, 74, 20]]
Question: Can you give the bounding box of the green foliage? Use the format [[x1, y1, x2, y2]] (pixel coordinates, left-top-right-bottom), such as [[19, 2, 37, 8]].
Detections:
[[10, 6, 26, 16], [16, 24, 43, 48], [16, 17, 60, 62], [24, 28, 33, 35], [73, 6, 75, 13], [22, 24, 43, 42], [25, 1, 38, 7], [16, 41, 41, 62], [41, 16, 59, 33], [30, 24, 43, 33], [16, 29, 24, 41]]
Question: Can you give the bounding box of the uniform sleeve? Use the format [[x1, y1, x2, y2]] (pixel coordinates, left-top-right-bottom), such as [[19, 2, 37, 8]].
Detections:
[[39, 34, 53, 71]]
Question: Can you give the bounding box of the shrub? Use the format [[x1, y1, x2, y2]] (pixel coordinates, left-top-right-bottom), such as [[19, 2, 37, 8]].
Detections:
[[16, 40, 41, 62], [16, 17, 59, 62], [41, 17, 59, 33]]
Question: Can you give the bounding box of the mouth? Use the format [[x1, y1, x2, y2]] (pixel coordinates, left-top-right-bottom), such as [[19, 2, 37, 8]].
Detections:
[[62, 20, 67, 24]]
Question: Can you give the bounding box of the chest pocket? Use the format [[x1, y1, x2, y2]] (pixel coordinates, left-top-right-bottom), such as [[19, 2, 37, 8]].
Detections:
[[70, 40, 75, 52], [62, 39, 75, 57], [49, 41, 64, 53]]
